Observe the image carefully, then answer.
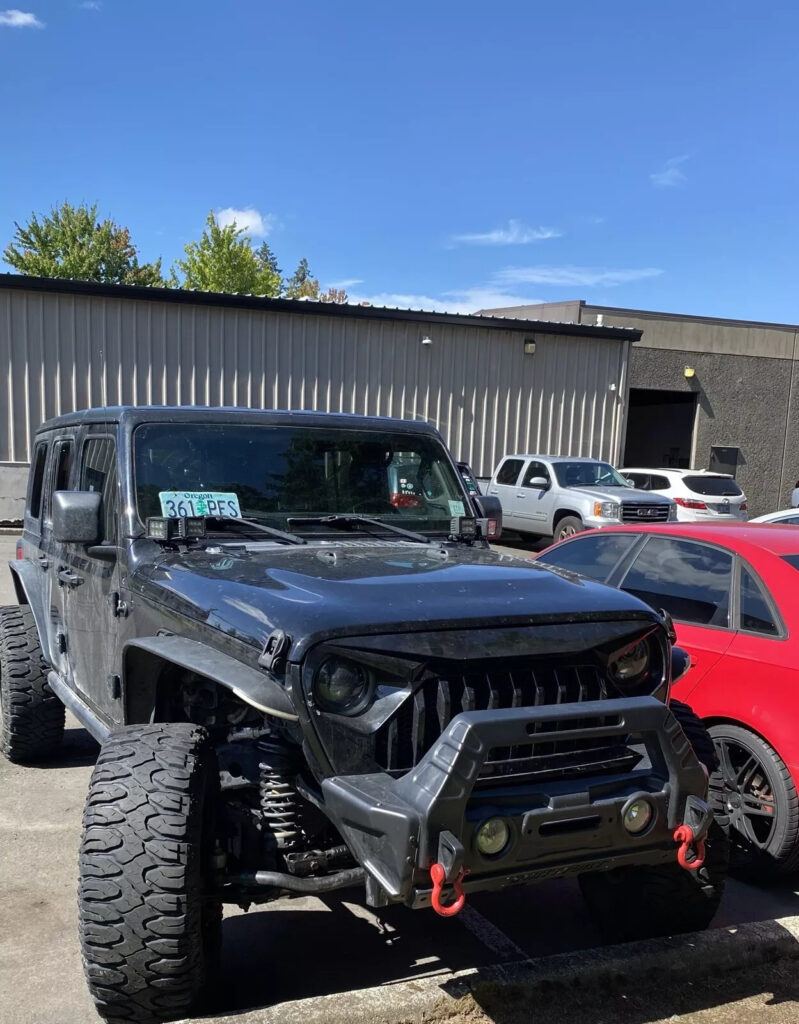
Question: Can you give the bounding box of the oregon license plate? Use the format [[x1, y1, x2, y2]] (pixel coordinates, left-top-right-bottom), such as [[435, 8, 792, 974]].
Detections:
[[158, 491, 242, 518]]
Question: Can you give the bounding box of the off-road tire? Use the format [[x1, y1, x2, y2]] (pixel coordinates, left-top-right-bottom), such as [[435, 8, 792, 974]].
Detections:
[[0, 604, 64, 762], [579, 700, 728, 943], [708, 723, 799, 880], [553, 515, 584, 542], [79, 724, 222, 1024]]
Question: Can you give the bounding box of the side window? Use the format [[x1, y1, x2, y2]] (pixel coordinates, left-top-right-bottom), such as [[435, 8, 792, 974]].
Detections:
[[625, 473, 648, 489], [522, 461, 550, 488], [619, 537, 733, 627], [80, 437, 118, 543], [496, 458, 524, 486], [536, 533, 639, 583], [650, 475, 671, 491], [44, 440, 74, 522], [27, 442, 48, 520], [740, 567, 779, 636]]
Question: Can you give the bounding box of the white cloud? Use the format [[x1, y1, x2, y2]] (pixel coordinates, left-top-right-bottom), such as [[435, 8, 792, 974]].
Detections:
[[215, 206, 275, 237], [0, 9, 44, 26], [326, 278, 364, 289], [650, 155, 688, 187], [494, 266, 663, 287], [79, 1, 102, 10], [347, 287, 546, 315], [450, 220, 561, 246]]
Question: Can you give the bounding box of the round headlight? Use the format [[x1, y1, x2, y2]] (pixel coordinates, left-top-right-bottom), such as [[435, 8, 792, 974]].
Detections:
[[313, 657, 369, 713], [608, 640, 650, 684], [475, 817, 510, 857]]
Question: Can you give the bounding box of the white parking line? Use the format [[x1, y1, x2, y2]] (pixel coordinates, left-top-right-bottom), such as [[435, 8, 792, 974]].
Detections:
[[456, 904, 529, 962]]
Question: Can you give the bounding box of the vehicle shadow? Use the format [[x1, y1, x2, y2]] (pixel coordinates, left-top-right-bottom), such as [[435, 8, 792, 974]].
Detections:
[[209, 896, 501, 1014], [30, 724, 99, 770]]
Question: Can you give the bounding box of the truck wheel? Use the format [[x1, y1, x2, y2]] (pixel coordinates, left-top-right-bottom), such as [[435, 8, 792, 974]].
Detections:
[[579, 701, 728, 943], [553, 516, 583, 542], [0, 605, 64, 763], [708, 723, 799, 879], [79, 724, 222, 1024]]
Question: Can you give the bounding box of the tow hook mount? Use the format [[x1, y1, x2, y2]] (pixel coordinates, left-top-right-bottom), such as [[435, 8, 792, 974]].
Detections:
[[674, 794, 712, 872], [430, 830, 468, 917]]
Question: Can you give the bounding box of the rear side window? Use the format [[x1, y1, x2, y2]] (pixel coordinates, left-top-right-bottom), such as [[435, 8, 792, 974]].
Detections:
[[739, 567, 779, 636], [80, 437, 118, 543], [620, 536, 733, 626], [625, 474, 649, 489], [782, 555, 799, 570], [27, 443, 48, 519], [650, 474, 671, 490], [537, 533, 639, 583], [496, 459, 524, 486], [775, 515, 799, 526], [684, 475, 742, 497]]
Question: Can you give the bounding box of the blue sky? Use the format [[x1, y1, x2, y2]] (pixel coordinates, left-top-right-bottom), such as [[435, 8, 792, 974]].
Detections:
[[1, 1, 797, 321]]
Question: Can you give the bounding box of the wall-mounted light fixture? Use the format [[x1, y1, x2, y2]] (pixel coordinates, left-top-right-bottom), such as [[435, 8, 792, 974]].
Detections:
[[421, 336, 432, 346], [684, 366, 696, 379], [524, 339, 536, 355]]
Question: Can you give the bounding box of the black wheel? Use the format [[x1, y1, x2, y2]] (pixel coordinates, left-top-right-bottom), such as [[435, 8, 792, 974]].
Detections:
[[79, 724, 222, 1024], [0, 604, 64, 763], [708, 723, 799, 879], [553, 515, 583, 542], [579, 700, 728, 943]]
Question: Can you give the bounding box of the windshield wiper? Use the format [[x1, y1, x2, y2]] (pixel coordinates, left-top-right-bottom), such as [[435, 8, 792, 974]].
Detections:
[[205, 515, 306, 546], [287, 514, 430, 544]]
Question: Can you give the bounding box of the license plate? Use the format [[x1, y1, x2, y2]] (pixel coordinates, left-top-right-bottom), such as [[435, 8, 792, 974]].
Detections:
[[158, 491, 242, 518]]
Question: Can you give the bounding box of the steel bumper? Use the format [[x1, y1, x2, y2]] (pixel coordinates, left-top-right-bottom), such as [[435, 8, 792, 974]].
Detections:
[[320, 696, 711, 907]]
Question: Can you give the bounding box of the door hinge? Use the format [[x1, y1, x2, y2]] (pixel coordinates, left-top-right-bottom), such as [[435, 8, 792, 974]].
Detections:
[[108, 591, 129, 618]]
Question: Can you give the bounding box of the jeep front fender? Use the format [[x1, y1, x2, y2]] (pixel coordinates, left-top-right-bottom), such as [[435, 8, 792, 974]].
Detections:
[[123, 634, 298, 722]]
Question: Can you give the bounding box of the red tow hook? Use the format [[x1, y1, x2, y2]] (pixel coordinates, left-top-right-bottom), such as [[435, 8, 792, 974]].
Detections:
[[673, 824, 706, 871], [430, 862, 468, 917]]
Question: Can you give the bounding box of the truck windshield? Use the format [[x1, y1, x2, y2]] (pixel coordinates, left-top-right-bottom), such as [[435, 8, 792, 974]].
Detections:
[[133, 422, 470, 535], [553, 461, 630, 488]]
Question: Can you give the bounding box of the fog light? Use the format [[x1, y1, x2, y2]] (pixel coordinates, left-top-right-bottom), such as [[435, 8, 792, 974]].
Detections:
[[475, 817, 509, 856], [622, 798, 654, 835]]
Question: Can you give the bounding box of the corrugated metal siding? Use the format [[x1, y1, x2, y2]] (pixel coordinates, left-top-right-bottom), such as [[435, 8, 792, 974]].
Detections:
[[0, 287, 629, 476]]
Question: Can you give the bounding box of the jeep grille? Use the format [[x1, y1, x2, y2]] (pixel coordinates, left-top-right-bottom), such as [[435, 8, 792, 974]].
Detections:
[[374, 662, 621, 778]]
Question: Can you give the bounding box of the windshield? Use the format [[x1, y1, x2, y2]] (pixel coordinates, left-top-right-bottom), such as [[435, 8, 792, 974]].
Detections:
[[683, 475, 743, 497], [553, 460, 630, 489], [133, 422, 470, 535]]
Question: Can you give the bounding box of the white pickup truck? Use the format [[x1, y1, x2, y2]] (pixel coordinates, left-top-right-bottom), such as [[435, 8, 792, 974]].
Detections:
[[486, 454, 676, 543]]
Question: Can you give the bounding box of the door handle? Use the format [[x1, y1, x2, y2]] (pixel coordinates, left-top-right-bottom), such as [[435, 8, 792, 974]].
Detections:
[[38, 554, 49, 570], [516, 493, 526, 498], [57, 567, 84, 589]]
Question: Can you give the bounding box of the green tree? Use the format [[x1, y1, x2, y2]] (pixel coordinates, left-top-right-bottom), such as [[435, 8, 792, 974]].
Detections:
[[284, 257, 320, 299], [3, 201, 165, 285], [171, 212, 282, 295]]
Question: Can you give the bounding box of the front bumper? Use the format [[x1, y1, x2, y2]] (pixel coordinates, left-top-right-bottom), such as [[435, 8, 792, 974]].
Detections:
[[320, 696, 710, 907]]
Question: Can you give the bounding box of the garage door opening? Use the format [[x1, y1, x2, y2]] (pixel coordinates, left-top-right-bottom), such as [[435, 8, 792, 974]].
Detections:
[[623, 389, 697, 469]]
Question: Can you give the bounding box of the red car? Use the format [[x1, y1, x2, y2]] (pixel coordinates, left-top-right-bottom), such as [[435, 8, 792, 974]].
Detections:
[[535, 523, 799, 878]]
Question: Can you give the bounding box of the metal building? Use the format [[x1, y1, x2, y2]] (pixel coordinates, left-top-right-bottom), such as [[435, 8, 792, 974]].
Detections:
[[0, 274, 640, 522], [483, 298, 799, 517]]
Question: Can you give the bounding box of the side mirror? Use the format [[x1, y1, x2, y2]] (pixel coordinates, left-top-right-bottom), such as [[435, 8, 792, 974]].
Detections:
[[52, 491, 101, 545], [471, 494, 502, 540], [671, 645, 692, 684], [527, 476, 549, 490]]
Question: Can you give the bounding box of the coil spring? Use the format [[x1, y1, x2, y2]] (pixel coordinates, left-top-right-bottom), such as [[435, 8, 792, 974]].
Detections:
[[258, 739, 301, 850]]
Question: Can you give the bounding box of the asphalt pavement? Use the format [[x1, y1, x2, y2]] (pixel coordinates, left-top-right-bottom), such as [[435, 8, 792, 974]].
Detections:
[[2, 533, 799, 1024]]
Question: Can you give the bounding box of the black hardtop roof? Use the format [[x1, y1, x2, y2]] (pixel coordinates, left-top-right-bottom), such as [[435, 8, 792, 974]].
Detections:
[[35, 405, 442, 436]]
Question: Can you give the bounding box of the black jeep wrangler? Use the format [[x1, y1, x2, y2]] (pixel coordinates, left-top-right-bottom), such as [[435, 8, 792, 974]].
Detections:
[[2, 407, 726, 1024]]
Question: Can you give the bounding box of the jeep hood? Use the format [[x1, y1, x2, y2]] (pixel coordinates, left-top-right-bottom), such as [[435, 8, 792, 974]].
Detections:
[[134, 542, 659, 659]]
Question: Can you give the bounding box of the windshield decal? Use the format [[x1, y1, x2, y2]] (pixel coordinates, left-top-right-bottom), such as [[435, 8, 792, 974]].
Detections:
[[159, 491, 241, 518], [448, 500, 466, 517]]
